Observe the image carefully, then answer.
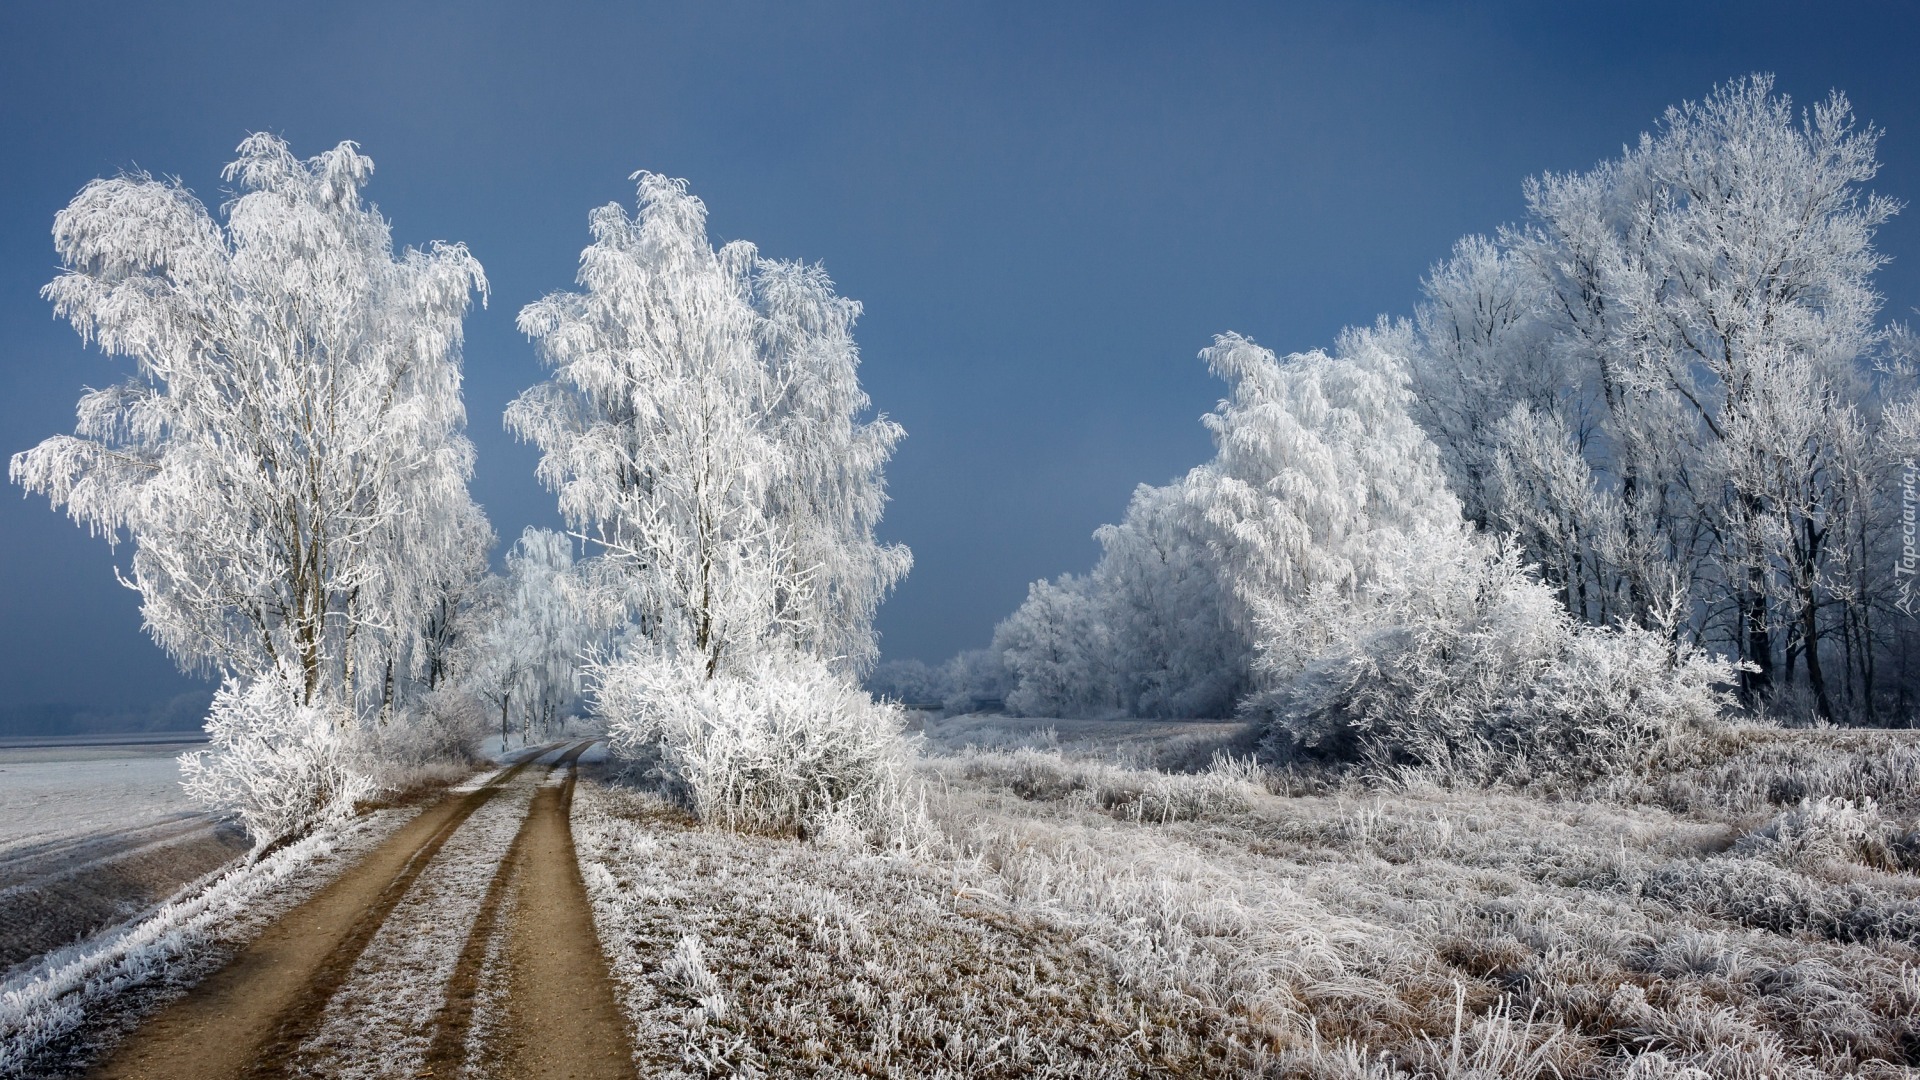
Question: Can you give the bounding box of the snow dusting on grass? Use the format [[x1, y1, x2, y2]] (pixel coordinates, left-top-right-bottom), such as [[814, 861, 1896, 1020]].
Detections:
[[576, 722, 1920, 1078]]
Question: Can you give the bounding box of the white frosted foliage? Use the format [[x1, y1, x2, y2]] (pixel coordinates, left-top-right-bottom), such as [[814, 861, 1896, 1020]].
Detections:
[[511, 173, 913, 835], [11, 134, 491, 715], [508, 173, 908, 679], [179, 662, 372, 848]]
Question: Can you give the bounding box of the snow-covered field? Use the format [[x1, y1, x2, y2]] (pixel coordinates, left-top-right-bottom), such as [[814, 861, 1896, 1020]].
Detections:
[[574, 717, 1920, 1079], [0, 738, 253, 982], [0, 739, 206, 855]]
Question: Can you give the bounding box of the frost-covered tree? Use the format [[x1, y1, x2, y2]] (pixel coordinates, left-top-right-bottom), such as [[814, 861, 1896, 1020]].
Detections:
[[992, 479, 1248, 719], [513, 173, 912, 835], [12, 134, 490, 717], [756, 260, 915, 672], [415, 501, 496, 698], [1182, 332, 1734, 777], [1183, 324, 1469, 682], [507, 528, 590, 737], [993, 574, 1115, 718], [508, 173, 908, 680], [1408, 234, 1566, 529], [985, 327, 1462, 719], [462, 530, 602, 745], [1410, 74, 1904, 719], [466, 578, 529, 749], [179, 660, 372, 849], [1091, 482, 1248, 717]]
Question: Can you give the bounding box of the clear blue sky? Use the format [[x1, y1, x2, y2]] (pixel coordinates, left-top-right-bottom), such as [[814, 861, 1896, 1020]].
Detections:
[[3, 1, 1918, 716]]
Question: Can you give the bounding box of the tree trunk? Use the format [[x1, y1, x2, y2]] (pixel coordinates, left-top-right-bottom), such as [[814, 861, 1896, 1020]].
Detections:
[[1742, 572, 1773, 704], [1800, 583, 1834, 721]]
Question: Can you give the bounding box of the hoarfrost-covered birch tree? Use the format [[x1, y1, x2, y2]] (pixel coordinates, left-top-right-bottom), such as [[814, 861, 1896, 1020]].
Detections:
[[11, 134, 491, 716], [13, 135, 490, 843], [993, 574, 1114, 718], [1184, 324, 1471, 680], [508, 173, 909, 681], [511, 173, 914, 837]]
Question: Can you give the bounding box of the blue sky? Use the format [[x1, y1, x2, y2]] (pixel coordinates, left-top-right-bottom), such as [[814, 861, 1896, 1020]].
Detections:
[[3, 1, 1918, 716]]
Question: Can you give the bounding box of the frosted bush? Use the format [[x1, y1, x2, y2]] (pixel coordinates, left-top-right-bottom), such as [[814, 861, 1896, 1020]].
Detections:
[[1132, 753, 1263, 822], [927, 746, 1265, 824], [178, 662, 372, 850], [349, 689, 491, 792], [1267, 541, 1736, 783], [1188, 331, 1733, 782], [594, 649, 916, 841]]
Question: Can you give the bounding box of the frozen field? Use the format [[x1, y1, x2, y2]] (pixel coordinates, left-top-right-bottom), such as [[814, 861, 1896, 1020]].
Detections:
[[573, 718, 1920, 1078], [7, 719, 1920, 1078], [0, 735, 248, 979], [0, 737, 208, 853]]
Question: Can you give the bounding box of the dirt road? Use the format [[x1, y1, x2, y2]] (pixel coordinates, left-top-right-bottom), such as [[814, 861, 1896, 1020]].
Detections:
[[84, 741, 634, 1080]]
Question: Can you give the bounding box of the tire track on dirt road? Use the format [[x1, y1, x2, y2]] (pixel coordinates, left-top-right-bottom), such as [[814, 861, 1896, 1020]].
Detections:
[[423, 738, 633, 1079], [85, 745, 564, 1080]]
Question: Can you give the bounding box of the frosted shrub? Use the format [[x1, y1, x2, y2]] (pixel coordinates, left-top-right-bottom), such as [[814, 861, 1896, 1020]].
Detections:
[[1132, 753, 1263, 822], [349, 689, 490, 792], [1269, 541, 1735, 783], [178, 663, 372, 849], [595, 650, 915, 840]]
